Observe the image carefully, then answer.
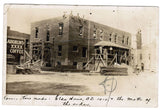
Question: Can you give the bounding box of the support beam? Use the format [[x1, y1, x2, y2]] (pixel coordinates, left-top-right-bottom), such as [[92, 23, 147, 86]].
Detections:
[[106, 49, 108, 66]]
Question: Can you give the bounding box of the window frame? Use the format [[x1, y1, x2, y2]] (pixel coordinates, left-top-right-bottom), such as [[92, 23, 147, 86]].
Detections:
[[109, 33, 112, 42], [114, 34, 117, 43], [46, 29, 50, 41], [79, 25, 83, 36], [35, 27, 39, 38], [93, 27, 97, 39], [122, 35, 125, 44]]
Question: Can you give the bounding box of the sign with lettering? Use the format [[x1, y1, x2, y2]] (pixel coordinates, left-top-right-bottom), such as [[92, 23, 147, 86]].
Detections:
[[7, 38, 25, 64], [7, 38, 24, 55]]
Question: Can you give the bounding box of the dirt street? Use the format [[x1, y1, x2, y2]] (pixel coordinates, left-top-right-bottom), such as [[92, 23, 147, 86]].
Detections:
[[6, 71, 158, 98]]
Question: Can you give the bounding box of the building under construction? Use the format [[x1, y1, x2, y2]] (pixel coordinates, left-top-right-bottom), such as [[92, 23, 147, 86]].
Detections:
[[30, 14, 132, 73]]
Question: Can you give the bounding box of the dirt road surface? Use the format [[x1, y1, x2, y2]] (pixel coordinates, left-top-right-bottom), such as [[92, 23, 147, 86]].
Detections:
[[6, 71, 158, 98]]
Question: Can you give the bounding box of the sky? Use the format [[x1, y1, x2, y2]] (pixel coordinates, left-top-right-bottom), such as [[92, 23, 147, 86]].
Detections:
[[5, 5, 159, 46]]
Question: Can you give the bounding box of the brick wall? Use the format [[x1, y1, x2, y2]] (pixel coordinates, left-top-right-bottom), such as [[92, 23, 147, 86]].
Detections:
[[68, 16, 131, 67], [30, 16, 70, 66], [30, 15, 132, 68]]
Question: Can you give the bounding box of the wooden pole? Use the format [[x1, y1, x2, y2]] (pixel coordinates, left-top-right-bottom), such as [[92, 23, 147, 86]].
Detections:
[[96, 55, 101, 71], [23, 39, 26, 65], [87, 12, 92, 67], [94, 49, 96, 71], [125, 51, 127, 64], [41, 41, 44, 67], [106, 49, 108, 66], [116, 53, 117, 64]]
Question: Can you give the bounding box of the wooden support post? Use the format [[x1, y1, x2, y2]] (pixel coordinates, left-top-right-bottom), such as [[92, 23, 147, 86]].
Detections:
[[24, 39, 26, 64], [106, 49, 108, 66], [84, 57, 94, 68], [94, 49, 96, 71], [100, 55, 106, 67], [116, 53, 117, 64], [95, 55, 101, 71], [41, 42, 44, 67], [125, 51, 127, 64]]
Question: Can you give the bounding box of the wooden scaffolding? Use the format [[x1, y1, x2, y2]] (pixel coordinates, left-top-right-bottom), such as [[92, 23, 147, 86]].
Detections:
[[84, 44, 130, 72]]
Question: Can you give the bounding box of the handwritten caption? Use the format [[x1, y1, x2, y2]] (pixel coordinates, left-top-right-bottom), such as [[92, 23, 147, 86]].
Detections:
[[4, 95, 151, 107]]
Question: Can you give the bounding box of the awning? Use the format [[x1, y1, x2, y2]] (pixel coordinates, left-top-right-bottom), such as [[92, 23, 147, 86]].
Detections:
[[94, 41, 130, 49]]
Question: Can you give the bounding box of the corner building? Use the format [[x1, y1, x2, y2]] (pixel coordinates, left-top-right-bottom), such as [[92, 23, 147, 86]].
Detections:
[[30, 14, 131, 70]]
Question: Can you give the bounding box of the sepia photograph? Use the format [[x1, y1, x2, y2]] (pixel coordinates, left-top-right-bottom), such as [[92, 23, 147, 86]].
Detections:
[[3, 4, 158, 107]]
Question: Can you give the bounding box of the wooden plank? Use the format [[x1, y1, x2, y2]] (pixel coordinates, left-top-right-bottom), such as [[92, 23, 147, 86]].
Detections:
[[100, 67, 128, 75]]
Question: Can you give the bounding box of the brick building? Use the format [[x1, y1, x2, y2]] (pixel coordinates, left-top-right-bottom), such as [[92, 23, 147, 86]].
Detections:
[[7, 26, 30, 73], [30, 14, 131, 71]]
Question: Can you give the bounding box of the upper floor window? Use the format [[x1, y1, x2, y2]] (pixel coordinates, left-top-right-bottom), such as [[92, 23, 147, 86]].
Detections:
[[79, 25, 83, 36], [46, 28, 50, 41], [93, 25, 97, 39], [109, 33, 112, 42], [59, 23, 63, 35], [114, 34, 117, 43], [122, 35, 125, 44], [100, 29, 103, 40], [35, 27, 38, 38]]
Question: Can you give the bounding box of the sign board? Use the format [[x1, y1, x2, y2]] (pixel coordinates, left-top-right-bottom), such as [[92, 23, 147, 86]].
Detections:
[[7, 38, 25, 64]]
